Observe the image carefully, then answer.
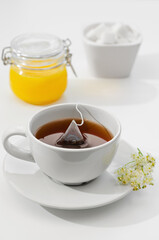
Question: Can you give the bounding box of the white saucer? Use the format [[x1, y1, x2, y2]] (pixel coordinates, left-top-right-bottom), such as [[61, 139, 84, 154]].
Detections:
[[3, 139, 133, 210]]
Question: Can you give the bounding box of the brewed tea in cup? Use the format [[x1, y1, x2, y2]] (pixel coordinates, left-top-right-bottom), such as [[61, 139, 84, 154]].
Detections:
[[36, 118, 113, 149]]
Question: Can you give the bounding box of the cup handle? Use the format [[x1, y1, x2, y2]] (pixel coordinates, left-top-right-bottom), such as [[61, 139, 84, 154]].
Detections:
[[2, 127, 34, 162]]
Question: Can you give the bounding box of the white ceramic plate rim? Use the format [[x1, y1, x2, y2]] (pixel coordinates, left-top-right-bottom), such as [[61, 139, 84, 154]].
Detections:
[[4, 173, 132, 210], [3, 139, 133, 210]]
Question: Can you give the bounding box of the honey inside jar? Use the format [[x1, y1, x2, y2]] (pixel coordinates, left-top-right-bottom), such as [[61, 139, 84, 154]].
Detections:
[[10, 64, 67, 105], [2, 33, 72, 105]]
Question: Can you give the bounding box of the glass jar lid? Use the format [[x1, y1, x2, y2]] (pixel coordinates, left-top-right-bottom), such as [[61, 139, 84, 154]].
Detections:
[[2, 33, 77, 76], [11, 33, 64, 59]]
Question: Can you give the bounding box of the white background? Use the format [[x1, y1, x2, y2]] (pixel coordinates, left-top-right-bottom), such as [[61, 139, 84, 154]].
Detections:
[[1, 0, 159, 239]]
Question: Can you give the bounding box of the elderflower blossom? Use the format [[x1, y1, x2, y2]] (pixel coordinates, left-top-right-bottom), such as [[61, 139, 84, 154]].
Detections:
[[115, 148, 155, 191]]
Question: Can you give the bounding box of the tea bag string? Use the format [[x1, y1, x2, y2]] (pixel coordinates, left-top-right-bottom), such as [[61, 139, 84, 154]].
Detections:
[[75, 104, 84, 126], [75, 104, 107, 131]]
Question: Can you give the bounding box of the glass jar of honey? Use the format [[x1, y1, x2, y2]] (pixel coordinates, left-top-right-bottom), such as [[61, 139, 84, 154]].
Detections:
[[2, 33, 76, 105]]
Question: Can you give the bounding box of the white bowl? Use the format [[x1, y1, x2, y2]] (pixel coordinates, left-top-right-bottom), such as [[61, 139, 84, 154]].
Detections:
[[83, 23, 142, 78]]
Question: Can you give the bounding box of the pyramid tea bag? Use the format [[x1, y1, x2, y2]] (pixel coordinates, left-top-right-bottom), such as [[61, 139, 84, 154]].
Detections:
[[56, 120, 88, 148]]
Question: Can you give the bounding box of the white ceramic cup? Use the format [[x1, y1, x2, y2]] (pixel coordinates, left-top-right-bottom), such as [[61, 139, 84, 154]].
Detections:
[[2, 103, 121, 185], [83, 22, 142, 78]]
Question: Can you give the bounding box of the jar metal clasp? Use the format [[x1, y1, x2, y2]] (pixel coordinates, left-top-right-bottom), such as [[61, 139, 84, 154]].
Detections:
[[63, 39, 77, 77], [1, 47, 12, 65]]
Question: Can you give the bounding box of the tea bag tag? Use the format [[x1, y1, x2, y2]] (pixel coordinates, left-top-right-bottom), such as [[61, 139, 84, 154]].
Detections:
[[56, 120, 85, 146]]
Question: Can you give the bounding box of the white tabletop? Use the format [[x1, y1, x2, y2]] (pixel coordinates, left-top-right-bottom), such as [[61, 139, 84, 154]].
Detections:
[[1, 0, 159, 239]]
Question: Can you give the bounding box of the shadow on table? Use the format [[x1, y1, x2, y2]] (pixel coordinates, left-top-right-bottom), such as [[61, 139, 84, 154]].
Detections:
[[56, 77, 158, 106], [43, 182, 159, 228], [55, 54, 159, 106]]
